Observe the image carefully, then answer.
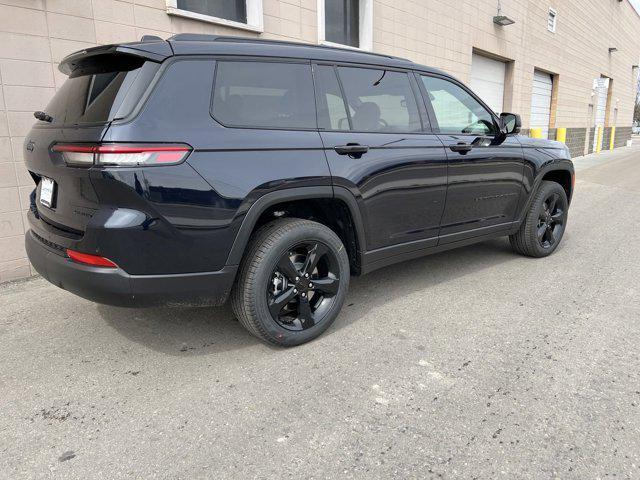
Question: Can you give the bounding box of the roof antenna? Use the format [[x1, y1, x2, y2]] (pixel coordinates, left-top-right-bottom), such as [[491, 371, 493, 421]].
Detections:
[[373, 70, 386, 86]]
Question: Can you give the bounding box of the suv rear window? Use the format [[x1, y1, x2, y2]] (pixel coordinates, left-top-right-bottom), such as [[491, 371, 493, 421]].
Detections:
[[211, 61, 316, 129], [43, 56, 155, 126]]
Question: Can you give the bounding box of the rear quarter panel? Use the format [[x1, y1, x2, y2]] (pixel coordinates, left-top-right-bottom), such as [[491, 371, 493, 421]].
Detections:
[[101, 57, 330, 273]]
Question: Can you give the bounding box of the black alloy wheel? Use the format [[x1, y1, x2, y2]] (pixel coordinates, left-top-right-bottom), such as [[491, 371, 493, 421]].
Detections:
[[231, 218, 350, 347], [510, 180, 569, 258], [267, 242, 341, 331], [537, 191, 566, 249]]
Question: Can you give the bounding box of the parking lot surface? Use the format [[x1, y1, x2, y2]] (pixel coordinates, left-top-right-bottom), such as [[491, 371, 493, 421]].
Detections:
[[2, 144, 640, 479]]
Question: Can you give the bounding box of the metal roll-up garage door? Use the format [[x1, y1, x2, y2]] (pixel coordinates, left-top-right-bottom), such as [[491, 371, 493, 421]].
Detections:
[[470, 54, 505, 115], [530, 70, 553, 139]]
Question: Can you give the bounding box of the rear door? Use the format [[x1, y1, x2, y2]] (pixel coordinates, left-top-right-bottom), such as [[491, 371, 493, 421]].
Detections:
[[418, 74, 524, 243], [315, 63, 447, 251]]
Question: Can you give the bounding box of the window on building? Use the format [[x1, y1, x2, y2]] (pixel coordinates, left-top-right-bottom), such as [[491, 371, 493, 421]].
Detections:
[[177, 0, 246, 23], [421, 76, 498, 135], [319, 0, 373, 50], [167, 0, 263, 32], [547, 8, 557, 33], [211, 61, 316, 129], [325, 0, 359, 47], [335, 67, 422, 132]]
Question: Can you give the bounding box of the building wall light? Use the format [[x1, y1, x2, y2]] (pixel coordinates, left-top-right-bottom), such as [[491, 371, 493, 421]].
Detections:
[[493, 1, 515, 26], [493, 15, 515, 26]]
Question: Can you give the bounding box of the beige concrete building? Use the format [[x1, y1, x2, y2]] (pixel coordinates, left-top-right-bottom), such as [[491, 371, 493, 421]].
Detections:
[[1, 0, 639, 282]]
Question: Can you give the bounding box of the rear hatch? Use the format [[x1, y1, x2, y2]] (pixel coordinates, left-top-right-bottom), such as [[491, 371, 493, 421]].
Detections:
[[24, 42, 168, 234]]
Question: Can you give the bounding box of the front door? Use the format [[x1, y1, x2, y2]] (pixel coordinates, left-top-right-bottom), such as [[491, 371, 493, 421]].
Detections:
[[419, 74, 524, 243], [314, 64, 447, 251]]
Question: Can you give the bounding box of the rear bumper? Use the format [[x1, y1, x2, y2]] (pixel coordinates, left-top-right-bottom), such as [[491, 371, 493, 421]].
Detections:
[[26, 230, 237, 307]]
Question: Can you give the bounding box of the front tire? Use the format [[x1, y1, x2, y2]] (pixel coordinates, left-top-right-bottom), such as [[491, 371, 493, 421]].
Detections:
[[231, 218, 350, 347], [510, 180, 569, 258]]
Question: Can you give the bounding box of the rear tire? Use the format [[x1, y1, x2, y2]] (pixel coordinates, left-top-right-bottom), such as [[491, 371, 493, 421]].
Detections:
[[231, 218, 350, 347], [510, 180, 568, 258]]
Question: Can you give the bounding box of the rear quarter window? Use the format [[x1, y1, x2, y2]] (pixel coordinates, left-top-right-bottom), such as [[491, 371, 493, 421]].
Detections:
[[211, 61, 317, 129]]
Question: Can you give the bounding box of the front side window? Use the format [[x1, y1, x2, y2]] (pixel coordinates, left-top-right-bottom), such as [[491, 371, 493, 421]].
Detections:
[[421, 76, 497, 135], [178, 0, 246, 23], [336, 67, 422, 133], [211, 61, 316, 129]]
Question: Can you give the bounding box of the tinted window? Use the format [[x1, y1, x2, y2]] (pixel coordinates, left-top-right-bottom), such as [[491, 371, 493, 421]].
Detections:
[[212, 61, 316, 129], [421, 76, 497, 135], [177, 0, 246, 23], [325, 0, 359, 47], [337, 67, 422, 132], [43, 59, 148, 126], [314, 65, 349, 130]]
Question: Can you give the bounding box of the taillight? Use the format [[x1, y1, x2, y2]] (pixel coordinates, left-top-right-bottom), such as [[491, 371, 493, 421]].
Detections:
[[66, 249, 118, 268], [52, 143, 192, 167]]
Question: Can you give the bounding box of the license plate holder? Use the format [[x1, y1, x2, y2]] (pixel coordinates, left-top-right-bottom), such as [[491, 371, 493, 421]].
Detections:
[[40, 177, 56, 208]]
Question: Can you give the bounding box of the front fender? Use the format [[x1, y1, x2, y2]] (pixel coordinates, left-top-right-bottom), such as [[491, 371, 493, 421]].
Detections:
[[516, 158, 575, 225]]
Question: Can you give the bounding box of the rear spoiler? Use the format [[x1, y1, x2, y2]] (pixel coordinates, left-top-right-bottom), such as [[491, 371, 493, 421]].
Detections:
[[59, 39, 173, 76]]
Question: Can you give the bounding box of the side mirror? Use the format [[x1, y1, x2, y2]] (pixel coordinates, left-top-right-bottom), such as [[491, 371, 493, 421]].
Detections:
[[500, 113, 521, 134]]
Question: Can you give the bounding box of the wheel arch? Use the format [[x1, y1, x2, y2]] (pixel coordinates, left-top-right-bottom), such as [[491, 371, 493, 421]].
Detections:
[[515, 162, 574, 226], [225, 186, 366, 275], [541, 167, 574, 204]]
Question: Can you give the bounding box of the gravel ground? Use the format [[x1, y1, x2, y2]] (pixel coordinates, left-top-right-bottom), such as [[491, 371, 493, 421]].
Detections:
[[1, 144, 640, 479]]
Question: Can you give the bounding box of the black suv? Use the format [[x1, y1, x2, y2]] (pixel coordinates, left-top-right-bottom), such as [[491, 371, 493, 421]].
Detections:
[[24, 35, 574, 346]]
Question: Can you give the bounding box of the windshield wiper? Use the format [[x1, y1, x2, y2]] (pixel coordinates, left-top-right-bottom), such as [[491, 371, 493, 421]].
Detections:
[[34, 111, 53, 123]]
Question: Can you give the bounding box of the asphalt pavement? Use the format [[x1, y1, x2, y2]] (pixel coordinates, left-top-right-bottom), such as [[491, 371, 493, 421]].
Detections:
[[1, 142, 640, 479]]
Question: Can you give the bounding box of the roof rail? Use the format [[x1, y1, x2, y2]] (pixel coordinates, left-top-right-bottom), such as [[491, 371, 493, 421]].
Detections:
[[169, 33, 224, 42], [167, 33, 409, 62]]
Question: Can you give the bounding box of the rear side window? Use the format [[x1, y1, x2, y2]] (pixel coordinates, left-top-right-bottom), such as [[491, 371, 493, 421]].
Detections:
[[211, 61, 316, 129], [43, 56, 154, 126], [314, 65, 350, 130], [336, 67, 422, 132]]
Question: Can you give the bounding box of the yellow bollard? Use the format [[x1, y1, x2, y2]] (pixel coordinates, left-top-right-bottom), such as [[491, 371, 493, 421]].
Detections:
[[610, 126, 615, 150], [595, 126, 603, 153], [556, 127, 567, 144], [530, 128, 543, 139]]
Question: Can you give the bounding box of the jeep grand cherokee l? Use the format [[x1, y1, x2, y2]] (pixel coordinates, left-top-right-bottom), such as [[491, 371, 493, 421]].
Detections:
[[24, 34, 574, 346]]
